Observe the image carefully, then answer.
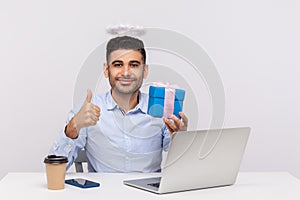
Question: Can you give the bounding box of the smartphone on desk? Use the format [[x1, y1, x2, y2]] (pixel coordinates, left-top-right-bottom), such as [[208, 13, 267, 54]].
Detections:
[[65, 178, 100, 188]]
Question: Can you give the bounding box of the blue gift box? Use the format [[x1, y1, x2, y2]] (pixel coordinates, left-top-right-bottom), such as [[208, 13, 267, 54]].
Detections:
[[147, 86, 185, 118]]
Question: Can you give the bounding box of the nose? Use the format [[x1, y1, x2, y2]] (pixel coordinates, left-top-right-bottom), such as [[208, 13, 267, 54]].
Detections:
[[122, 65, 131, 76]]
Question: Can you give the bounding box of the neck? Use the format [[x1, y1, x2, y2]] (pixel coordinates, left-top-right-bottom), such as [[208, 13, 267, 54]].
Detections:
[[111, 90, 139, 113]]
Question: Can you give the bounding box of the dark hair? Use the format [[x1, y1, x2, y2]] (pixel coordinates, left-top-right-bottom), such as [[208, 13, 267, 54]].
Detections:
[[106, 36, 146, 64]]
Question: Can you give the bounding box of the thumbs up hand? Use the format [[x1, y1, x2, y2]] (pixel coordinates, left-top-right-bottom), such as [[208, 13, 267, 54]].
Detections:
[[65, 89, 101, 139], [74, 89, 101, 130]]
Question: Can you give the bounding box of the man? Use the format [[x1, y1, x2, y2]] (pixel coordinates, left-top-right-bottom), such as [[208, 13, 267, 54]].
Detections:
[[50, 36, 188, 172]]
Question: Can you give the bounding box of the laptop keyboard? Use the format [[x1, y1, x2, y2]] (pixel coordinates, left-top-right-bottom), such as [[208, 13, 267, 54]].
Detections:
[[148, 182, 160, 188]]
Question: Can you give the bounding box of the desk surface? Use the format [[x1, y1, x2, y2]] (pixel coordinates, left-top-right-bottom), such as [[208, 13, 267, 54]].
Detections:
[[1, 172, 300, 199]]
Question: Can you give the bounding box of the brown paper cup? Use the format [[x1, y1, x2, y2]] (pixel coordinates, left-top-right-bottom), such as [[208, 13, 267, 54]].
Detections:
[[44, 155, 68, 190]]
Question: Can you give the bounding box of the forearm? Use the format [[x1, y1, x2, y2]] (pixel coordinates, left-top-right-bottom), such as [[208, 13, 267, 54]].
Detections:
[[49, 106, 87, 170]]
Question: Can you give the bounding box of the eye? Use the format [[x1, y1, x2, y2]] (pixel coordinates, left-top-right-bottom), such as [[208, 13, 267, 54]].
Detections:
[[113, 63, 122, 67], [130, 63, 139, 68]]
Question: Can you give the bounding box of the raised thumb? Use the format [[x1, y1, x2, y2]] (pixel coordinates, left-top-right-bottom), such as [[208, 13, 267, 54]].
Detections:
[[85, 89, 92, 103]]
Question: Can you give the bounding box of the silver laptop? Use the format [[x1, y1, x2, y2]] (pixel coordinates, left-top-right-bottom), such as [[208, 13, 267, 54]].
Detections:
[[123, 127, 250, 194]]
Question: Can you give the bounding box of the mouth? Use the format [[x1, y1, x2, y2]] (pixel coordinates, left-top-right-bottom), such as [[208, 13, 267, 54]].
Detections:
[[116, 78, 136, 85]]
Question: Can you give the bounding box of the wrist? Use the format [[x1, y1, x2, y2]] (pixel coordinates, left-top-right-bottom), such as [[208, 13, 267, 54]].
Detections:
[[65, 117, 79, 139]]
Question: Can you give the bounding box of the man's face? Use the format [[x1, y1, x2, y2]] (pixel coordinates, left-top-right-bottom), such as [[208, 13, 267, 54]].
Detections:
[[104, 49, 148, 95]]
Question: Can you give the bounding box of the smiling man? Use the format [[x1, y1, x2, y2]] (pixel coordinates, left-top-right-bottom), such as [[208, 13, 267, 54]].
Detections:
[[50, 36, 188, 172]]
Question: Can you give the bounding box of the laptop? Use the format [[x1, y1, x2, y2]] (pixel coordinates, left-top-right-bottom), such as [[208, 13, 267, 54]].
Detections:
[[123, 127, 250, 194]]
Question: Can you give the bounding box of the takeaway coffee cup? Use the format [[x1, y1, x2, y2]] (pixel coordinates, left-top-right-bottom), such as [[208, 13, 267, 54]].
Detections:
[[44, 155, 68, 190]]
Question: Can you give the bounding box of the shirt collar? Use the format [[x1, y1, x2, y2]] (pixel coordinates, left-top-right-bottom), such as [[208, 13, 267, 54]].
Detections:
[[105, 90, 148, 114], [106, 91, 118, 110]]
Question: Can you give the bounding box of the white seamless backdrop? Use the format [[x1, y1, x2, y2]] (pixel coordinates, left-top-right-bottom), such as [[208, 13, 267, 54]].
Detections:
[[0, 0, 299, 180]]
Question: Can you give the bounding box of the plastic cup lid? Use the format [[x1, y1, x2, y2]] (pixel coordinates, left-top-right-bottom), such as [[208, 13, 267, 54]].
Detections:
[[44, 155, 68, 164]]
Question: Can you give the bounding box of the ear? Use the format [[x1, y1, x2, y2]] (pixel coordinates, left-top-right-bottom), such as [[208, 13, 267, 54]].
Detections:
[[143, 64, 148, 79], [104, 63, 109, 78]]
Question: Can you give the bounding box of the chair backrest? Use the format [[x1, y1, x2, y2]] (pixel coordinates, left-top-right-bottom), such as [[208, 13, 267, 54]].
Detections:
[[74, 149, 88, 172]]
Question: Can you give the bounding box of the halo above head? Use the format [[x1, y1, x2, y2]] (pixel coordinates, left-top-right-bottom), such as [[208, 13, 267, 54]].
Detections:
[[106, 24, 146, 37]]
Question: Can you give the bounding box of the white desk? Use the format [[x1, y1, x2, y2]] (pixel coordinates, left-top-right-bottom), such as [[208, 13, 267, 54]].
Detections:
[[1, 172, 300, 199]]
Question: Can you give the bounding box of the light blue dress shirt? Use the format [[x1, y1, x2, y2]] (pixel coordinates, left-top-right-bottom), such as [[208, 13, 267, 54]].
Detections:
[[50, 91, 170, 173]]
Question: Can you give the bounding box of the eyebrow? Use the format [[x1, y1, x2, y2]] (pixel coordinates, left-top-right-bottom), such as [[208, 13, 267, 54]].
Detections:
[[129, 60, 141, 64], [111, 60, 141, 65], [111, 60, 123, 65]]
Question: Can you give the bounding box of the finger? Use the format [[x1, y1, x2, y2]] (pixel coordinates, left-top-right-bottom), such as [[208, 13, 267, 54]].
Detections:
[[92, 106, 100, 117], [166, 125, 174, 136], [163, 118, 174, 134], [93, 105, 101, 115], [179, 112, 188, 127], [95, 112, 100, 118], [171, 115, 183, 128], [164, 118, 178, 132], [94, 116, 99, 123], [88, 117, 98, 126], [88, 110, 100, 120], [85, 89, 92, 103], [94, 105, 101, 113], [94, 110, 100, 118]]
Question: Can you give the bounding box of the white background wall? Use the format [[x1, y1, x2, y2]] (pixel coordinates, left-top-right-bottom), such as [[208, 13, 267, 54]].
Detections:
[[1, 0, 300, 180]]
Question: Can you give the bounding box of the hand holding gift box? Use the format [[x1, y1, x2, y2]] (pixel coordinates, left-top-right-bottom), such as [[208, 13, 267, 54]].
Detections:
[[147, 84, 185, 118]]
